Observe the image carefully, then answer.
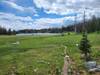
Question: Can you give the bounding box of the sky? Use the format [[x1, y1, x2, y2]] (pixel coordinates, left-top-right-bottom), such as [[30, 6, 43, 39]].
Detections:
[[0, 0, 100, 30]]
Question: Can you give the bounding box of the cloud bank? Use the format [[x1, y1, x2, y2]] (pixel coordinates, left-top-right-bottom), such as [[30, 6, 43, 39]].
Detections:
[[0, 0, 100, 30], [0, 12, 75, 30], [34, 0, 100, 16]]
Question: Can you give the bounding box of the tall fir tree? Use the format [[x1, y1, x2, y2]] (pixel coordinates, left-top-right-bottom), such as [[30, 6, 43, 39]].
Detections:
[[8, 29, 12, 35], [79, 32, 91, 61]]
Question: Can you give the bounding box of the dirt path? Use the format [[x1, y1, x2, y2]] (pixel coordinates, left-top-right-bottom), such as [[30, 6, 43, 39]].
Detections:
[[62, 46, 70, 75], [62, 55, 70, 75]]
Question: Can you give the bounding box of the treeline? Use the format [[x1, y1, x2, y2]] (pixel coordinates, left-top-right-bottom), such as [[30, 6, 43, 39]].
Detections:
[[1, 16, 100, 35], [17, 16, 100, 34], [0, 26, 16, 35], [60, 16, 100, 33], [85, 16, 100, 33], [17, 28, 62, 33], [65, 16, 100, 33]]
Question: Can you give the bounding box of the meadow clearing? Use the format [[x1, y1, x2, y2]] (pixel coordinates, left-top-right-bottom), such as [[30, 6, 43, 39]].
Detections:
[[0, 33, 100, 75]]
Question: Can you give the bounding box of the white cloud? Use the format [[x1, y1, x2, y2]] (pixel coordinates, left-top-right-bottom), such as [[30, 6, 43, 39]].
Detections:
[[3, 1, 24, 11], [0, 0, 99, 30], [34, 0, 100, 17], [0, 12, 34, 30], [35, 17, 74, 25], [0, 12, 75, 30], [0, 12, 33, 22], [2, 1, 37, 15]]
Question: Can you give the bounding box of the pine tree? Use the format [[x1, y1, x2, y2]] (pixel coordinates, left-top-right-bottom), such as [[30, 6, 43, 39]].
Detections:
[[12, 30, 16, 35], [8, 29, 12, 35], [79, 32, 91, 61]]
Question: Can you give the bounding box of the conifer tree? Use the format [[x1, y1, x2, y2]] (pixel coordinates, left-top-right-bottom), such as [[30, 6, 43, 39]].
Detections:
[[79, 32, 91, 61]]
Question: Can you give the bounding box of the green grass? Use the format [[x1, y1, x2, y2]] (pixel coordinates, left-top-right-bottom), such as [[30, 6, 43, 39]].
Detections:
[[0, 33, 100, 75]]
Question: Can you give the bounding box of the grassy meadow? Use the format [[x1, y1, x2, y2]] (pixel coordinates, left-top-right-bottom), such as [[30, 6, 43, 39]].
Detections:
[[0, 33, 100, 75]]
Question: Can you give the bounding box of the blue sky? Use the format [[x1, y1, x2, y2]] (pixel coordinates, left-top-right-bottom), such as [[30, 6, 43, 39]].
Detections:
[[0, 0, 100, 30]]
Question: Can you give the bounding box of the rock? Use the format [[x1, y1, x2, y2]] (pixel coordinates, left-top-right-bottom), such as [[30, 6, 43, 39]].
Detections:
[[96, 65, 100, 72], [85, 61, 97, 70], [88, 68, 97, 72], [85, 61, 100, 72]]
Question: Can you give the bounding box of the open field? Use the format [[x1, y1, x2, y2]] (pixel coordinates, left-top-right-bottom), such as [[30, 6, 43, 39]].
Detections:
[[0, 33, 100, 75]]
